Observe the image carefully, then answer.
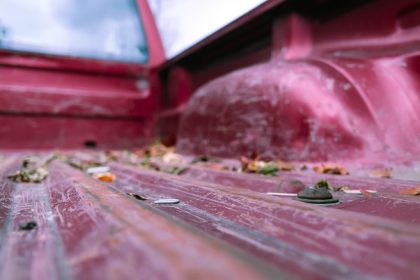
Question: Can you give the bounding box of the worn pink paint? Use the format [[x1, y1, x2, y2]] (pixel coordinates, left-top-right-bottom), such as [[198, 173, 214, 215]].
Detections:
[[176, 0, 420, 162]]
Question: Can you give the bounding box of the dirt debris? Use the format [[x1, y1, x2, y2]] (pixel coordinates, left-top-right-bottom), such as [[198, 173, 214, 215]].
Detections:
[[313, 164, 349, 175], [399, 187, 420, 196], [369, 168, 392, 179], [8, 155, 56, 183], [240, 156, 278, 176]]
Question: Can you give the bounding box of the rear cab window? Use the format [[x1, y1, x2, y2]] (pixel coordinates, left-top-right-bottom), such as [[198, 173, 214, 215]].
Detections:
[[0, 0, 148, 63]]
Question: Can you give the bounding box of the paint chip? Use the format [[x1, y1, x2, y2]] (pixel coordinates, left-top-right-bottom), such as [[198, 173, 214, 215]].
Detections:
[[86, 166, 110, 174], [154, 198, 180, 205]]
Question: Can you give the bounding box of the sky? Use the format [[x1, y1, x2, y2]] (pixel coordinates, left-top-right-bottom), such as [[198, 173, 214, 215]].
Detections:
[[148, 0, 266, 58]]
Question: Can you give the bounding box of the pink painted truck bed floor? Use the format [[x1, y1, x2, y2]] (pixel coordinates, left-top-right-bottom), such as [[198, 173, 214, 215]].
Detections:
[[1, 151, 419, 280]]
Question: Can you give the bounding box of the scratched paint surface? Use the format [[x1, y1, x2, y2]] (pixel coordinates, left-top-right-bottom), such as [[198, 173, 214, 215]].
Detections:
[[0, 156, 284, 280], [176, 0, 420, 163], [0, 153, 419, 279]]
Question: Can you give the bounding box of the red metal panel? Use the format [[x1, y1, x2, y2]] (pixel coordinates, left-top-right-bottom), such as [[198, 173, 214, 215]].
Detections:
[[0, 0, 419, 278], [0, 0, 164, 149], [0, 156, 283, 279], [107, 162, 420, 279], [175, 0, 420, 163], [180, 166, 420, 225], [0, 115, 151, 149], [0, 151, 419, 279], [0, 67, 153, 118]]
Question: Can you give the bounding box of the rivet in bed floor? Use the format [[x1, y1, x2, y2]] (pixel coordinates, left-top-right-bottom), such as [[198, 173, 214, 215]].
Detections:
[[295, 187, 339, 205]]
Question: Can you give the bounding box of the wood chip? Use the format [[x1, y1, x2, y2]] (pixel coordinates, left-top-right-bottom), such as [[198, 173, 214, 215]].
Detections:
[[93, 172, 116, 182]]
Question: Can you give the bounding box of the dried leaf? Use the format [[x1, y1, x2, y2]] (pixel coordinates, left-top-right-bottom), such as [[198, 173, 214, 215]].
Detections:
[[105, 150, 119, 161], [240, 156, 278, 175], [140, 158, 160, 171], [399, 187, 420, 196], [313, 164, 349, 175], [67, 157, 102, 171], [8, 157, 50, 183], [8, 167, 48, 183], [201, 162, 229, 171], [276, 160, 295, 171], [162, 152, 182, 165], [239, 156, 251, 167], [162, 166, 188, 175], [137, 142, 175, 158], [314, 179, 333, 191], [258, 164, 279, 176], [151, 144, 175, 157], [93, 172, 116, 182], [22, 157, 37, 169], [242, 158, 261, 172], [369, 168, 392, 179], [67, 158, 86, 170], [43, 153, 59, 166]]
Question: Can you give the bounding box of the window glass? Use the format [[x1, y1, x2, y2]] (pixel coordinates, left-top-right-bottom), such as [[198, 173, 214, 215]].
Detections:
[[0, 0, 148, 63], [149, 0, 266, 58]]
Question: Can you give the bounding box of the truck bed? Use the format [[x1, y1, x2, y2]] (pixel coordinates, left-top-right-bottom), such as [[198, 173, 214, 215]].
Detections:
[[1, 0, 420, 278], [1, 150, 419, 279]]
